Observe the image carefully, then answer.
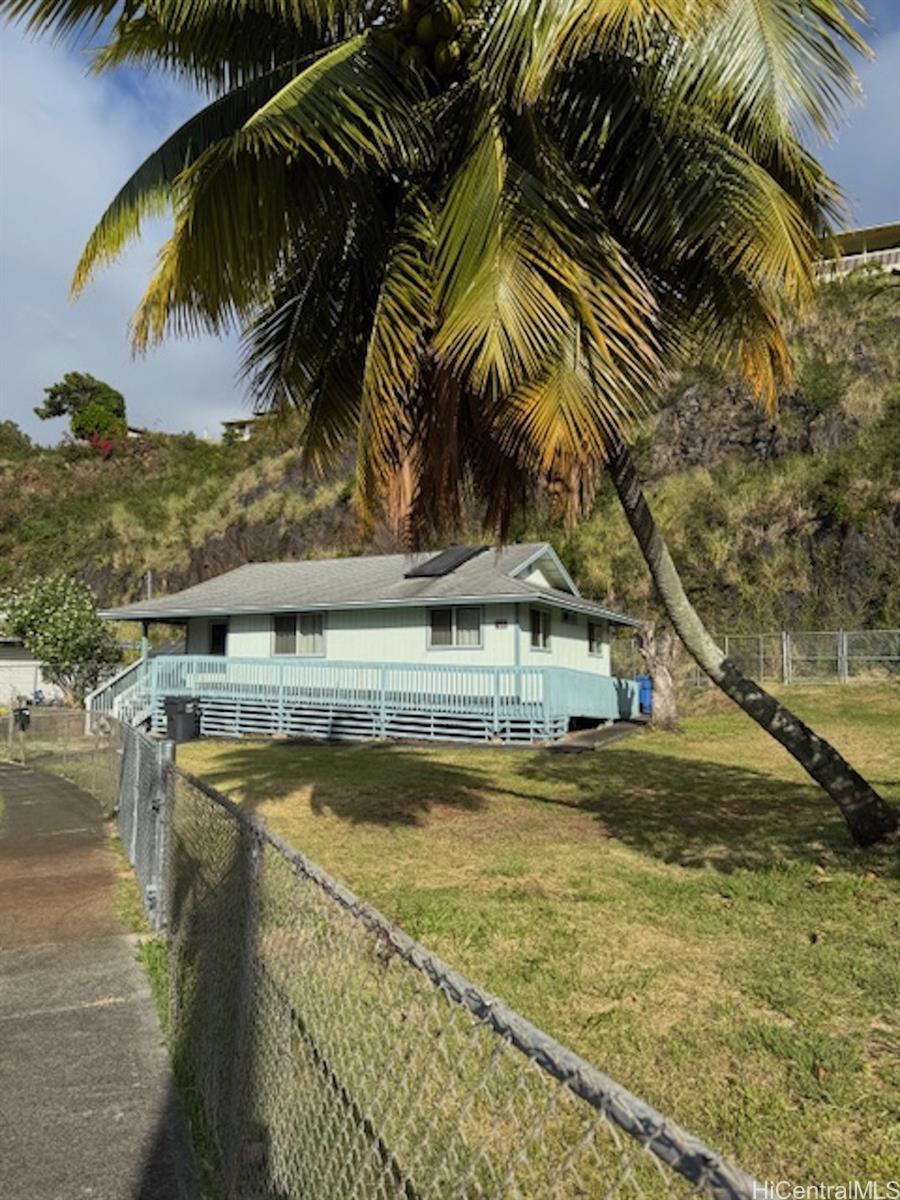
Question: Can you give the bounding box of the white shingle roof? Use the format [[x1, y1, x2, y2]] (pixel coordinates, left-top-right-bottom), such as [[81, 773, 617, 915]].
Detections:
[[100, 544, 639, 626]]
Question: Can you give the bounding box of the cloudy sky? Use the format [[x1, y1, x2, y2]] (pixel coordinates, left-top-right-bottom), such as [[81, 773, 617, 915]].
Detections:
[[1, 4, 898, 444]]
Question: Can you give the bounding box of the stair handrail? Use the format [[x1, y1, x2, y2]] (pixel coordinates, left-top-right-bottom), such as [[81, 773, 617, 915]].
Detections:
[[84, 656, 150, 713]]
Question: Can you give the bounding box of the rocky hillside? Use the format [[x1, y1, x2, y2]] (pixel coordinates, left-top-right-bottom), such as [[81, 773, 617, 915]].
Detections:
[[1, 271, 897, 631]]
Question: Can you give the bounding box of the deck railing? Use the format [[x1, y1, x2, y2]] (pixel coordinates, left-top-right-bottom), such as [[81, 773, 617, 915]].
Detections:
[[815, 245, 900, 280], [89, 655, 638, 743], [84, 656, 150, 715]]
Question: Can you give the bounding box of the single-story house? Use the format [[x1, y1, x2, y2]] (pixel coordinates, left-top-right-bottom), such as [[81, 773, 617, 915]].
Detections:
[[92, 543, 641, 743]]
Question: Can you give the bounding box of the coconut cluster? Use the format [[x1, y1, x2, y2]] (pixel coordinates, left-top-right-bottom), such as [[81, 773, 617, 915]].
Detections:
[[395, 0, 476, 77]]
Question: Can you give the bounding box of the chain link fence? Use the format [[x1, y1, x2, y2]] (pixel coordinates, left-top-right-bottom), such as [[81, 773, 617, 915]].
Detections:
[[4, 711, 758, 1199], [612, 628, 900, 688], [4, 707, 124, 815]]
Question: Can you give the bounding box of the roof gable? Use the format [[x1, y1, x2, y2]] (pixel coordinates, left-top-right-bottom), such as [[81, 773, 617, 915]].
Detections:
[[507, 546, 579, 596]]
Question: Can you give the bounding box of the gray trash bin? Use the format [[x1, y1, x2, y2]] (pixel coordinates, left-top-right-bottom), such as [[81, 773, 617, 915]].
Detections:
[[164, 696, 201, 743]]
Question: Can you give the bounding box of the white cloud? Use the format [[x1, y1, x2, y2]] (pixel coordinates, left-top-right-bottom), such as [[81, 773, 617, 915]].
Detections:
[[0, 28, 246, 442]]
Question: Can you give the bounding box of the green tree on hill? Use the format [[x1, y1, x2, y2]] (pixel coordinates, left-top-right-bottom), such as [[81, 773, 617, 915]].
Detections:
[[35, 373, 127, 445], [4, 0, 897, 843]]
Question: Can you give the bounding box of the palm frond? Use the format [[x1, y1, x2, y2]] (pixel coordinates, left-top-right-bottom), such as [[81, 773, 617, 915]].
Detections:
[[515, 0, 704, 103], [432, 111, 571, 394], [357, 193, 436, 520], [72, 63, 302, 295], [236, 33, 427, 171], [131, 145, 350, 348], [681, 0, 869, 142]]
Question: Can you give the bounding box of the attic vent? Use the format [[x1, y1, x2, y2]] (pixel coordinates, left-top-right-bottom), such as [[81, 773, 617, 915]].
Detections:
[[404, 545, 489, 579]]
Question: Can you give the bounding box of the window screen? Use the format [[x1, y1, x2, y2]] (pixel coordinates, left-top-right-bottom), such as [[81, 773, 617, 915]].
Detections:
[[298, 613, 324, 656], [455, 607, 481, 647], [588, 622, 604, 655], [429, 608, 453, 647], [273, 614, 297, 655]]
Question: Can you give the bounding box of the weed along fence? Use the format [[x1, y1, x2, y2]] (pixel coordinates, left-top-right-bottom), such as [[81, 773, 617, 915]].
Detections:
[[6, 711, 759, 1199], [612, 627, 900, 687]]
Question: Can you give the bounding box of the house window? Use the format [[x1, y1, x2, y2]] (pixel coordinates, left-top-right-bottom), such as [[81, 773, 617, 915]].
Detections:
[[530, 608, 551, 650], [209, 622, 228, 656], [428, 607, 482, 649], [298, 613, 324, 656], [588, 621, 605, 656], [273, 613, 325, 656], [273, 614, 297, 655]]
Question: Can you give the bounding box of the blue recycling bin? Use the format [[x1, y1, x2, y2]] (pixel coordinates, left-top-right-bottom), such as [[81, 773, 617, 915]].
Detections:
[[635, 674, 652, 715]]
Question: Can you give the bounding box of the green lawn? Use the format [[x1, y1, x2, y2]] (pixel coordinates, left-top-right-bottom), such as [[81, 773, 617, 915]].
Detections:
[[179, 684, 900, 1183]]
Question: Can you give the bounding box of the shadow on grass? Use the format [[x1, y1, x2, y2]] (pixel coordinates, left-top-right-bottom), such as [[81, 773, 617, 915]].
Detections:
[[180, 735, 894, 874], [501, 750, 845, 872], [194, 739, 488, 827]]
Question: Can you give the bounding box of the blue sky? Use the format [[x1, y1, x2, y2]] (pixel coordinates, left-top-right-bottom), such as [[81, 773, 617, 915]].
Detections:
[[1, 6, 898, 443]]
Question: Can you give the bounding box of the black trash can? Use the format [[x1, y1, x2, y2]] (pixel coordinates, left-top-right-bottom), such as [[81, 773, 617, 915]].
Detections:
[[164, 696, 201, 743]]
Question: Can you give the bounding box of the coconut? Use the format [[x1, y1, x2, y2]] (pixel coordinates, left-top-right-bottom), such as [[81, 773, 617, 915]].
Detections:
[[434, 37, 462, 74], [415, 12, 439, 46], [433, 0, 463, 36]]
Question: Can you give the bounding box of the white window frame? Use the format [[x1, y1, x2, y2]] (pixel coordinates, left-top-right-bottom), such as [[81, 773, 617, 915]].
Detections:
[[271, 612, 327, 657], [529, 607, 551, 652], [426, 606, 484, 650]]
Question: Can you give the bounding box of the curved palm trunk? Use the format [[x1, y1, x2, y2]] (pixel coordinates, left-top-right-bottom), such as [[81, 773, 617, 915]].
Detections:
[[606, 435, 899, 847]]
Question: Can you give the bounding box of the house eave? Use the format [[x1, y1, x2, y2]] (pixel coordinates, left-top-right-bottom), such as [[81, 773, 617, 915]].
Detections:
[[99, 592, 640, 627]]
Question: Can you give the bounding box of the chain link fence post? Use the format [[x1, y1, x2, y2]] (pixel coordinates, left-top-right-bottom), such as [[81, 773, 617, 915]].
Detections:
[[151, 739, 175, 932], [838, 630, 849, 684]]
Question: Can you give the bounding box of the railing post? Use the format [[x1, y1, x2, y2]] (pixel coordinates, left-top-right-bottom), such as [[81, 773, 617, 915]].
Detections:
[[150, 657, 159, 730], [781, 631, 792, 686], [492, 669, 500, 734], [379, 666, 388, 738], [277, 662, 285, 733]]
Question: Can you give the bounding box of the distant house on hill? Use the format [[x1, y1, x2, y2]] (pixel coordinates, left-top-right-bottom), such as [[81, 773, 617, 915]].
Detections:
[[815, 222, 900, 280], [221, 415, 271, 442], [89, 544, 642, 743]]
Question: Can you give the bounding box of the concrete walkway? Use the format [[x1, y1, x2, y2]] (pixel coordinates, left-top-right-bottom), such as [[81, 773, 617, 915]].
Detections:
[[0, 762, 197, 1200]]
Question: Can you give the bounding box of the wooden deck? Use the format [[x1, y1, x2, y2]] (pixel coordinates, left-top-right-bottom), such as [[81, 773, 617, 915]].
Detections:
[[88, 656, 639, 744]]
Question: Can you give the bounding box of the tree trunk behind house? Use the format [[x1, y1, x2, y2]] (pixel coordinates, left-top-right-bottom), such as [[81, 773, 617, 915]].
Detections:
[[636, 623, 680, 731]]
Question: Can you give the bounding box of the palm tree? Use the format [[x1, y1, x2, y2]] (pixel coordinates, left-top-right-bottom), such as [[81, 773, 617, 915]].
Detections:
[[4, 0, 896, 844]]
